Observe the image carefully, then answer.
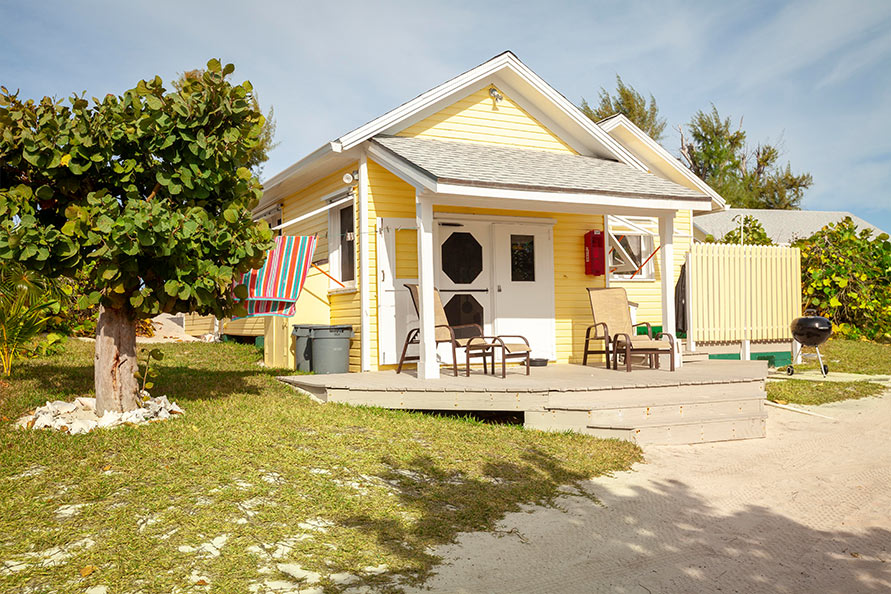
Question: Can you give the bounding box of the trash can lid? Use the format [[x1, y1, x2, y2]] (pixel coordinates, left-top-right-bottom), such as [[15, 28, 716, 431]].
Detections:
[[291, 324, 331, 335]]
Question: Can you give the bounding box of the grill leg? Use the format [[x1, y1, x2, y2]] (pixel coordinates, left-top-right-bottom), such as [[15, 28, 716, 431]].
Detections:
[[816, 347, 827, 377]]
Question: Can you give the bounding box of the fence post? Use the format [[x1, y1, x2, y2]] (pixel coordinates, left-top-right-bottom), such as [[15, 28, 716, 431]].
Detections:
[[686, 251, 695, 352]]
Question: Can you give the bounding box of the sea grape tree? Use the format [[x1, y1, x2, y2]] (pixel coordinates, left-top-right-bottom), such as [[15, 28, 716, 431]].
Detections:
[[0, 59, 273, 413]]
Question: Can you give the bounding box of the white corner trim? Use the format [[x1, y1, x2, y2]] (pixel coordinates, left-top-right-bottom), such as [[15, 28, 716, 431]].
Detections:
[[358, 152, 371, 372]]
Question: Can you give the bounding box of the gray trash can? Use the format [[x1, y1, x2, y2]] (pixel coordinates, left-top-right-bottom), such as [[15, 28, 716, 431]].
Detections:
[[310, 325, 355, 374], [291, 324, 327, 373]]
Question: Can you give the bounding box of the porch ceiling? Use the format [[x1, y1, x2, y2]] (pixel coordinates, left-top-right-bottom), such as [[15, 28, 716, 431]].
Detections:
[[370, 135, 711, 205]]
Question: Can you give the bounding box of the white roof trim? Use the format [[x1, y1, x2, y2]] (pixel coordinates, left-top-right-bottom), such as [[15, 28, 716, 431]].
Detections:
[[599, 114, 727, 210]]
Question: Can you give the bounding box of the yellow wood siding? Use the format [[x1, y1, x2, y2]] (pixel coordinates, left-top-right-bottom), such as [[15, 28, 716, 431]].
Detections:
[[612, 210, 693, 325], [398, 86, 577, 154], [365, 160, 417, 371], [182, 315, 264, 337], [263, 164, 359, 368]]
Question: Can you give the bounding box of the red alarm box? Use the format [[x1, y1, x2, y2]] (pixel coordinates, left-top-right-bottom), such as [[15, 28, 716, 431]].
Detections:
[[584, 229, 605, 276]]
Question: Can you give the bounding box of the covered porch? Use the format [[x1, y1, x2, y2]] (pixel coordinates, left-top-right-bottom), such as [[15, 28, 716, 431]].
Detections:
[[367, 135, 712, 379]]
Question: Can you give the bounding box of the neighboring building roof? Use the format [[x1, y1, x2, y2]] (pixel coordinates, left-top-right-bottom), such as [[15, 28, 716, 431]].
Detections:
[[597, 114, 727, 211], [693, 208, 887, 244], [370, 135, 709, 201]]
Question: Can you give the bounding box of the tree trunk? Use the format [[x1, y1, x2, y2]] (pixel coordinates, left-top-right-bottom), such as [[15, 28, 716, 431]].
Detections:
[[95, 305, 140, 414]]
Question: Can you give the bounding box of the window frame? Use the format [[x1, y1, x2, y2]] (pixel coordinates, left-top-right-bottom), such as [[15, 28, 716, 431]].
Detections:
[[608, 231, 656, 281], [328, 200, 357, 291]]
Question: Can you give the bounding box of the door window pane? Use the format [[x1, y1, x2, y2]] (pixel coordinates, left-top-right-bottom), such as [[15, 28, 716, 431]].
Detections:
[[510, 234, 535, 282], [442, 232, 483, 284]]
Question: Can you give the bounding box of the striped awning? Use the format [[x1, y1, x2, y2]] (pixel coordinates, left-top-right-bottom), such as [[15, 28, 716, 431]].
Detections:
[[235, 235, 317, 318]]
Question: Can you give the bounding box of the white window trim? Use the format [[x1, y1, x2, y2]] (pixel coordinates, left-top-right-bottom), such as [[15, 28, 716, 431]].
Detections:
[[328, 200, 357, 291]]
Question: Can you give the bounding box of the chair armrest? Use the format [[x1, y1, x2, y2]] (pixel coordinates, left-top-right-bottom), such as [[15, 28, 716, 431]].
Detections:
[[585, 322, 610, 341], [627, 300, 639, 308], [494, 334, 530, 347], [612, 332, 633, 345], [655, 332, 676, 348], [632, 322, 653, 339]]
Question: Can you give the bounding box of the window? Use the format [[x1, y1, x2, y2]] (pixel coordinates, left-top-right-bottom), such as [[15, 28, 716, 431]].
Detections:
[[339, 205, 355, 283], [329, 202, 355, 288], [609, 233, 655, 280], [510, 234, 535, 281]]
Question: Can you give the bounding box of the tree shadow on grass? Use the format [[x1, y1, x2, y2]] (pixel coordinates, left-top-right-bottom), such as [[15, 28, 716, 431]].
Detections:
[[344, 464, 891, 593], [336, 448, 601, 590], [7, 348, 282, 415]]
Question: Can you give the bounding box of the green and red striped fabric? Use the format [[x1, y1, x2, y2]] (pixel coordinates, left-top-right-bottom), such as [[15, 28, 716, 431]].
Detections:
[[235, 235, 316, 318]]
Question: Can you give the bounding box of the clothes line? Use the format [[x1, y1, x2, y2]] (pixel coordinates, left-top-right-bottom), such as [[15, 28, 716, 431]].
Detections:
[[272, 193, 353, 232]]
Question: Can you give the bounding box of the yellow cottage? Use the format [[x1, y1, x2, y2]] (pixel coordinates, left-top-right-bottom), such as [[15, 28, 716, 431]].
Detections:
[[256, 52, 725, 376]]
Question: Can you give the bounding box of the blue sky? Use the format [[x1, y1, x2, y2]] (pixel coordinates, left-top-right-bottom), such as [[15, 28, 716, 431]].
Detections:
[[3, 0, 890, 232]]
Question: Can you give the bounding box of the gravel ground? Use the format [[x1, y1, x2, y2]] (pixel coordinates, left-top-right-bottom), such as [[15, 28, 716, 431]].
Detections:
[[409, 392, 891, 594]]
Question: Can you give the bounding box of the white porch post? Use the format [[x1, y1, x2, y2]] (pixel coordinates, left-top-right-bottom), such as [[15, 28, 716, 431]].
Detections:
[[658, 212, 680, 366], [358, 152, 370, 371], [415, 191, 439, 379]]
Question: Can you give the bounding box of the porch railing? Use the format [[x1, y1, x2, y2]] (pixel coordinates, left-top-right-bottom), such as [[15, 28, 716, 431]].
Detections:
[[686, 243, 801, 345]]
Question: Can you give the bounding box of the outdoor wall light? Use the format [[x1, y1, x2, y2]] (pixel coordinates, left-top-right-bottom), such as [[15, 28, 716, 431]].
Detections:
[[342, 170, 359, 184], [489, 87, 503, 102]]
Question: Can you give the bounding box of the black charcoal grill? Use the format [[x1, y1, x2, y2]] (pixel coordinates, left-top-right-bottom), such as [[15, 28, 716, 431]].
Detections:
[[787, 316, 832, 377]]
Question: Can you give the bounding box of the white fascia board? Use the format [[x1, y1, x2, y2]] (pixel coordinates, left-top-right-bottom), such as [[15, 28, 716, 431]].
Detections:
[[599, 115, 727, 210], [366, 143, 437, 192], [498, 60, 645, 169], [432, 183, 710, 215], [337, 53, 517, 151]]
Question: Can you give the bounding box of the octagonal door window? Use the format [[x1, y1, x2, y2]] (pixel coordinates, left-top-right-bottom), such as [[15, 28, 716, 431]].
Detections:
[[441, 232, 483, 285], [443, 294, 484, 337]]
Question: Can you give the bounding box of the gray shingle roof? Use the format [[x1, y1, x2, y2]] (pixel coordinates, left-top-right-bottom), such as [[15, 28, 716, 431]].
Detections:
[[693, 208, 887, 244], [371, 135, 709, 201]]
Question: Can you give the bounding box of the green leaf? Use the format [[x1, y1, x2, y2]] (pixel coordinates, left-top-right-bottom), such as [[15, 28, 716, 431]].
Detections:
[[207, 58, 222, 73], [222, 63, 235, 76], [164, 280, 180, 297], [223, 209, 238, 223], [236, 167, 251, 180], [130, 294, 144, 308], [145, 95, 163, 110], [144, 382, 154, 390], [233, 284, 248, 300], [150, 349, 164, 361], [829, 297, 842, 308]]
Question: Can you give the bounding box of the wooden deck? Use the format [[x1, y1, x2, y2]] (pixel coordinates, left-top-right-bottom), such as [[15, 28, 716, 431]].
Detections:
[[279, 359, 769, 445]]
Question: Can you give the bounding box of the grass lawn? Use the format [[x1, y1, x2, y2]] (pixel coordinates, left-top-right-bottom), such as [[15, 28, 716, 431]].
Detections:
[[0, 340, 641, 593], [766, 380, 886, 406], [769, 339, 890, 406], [796, 339, 891, 375]]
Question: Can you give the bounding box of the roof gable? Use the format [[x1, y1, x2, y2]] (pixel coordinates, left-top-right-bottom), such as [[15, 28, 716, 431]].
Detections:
[[335, 51, 640, 164], [397, 85, 577, 154], [599, 114, 725, 210]]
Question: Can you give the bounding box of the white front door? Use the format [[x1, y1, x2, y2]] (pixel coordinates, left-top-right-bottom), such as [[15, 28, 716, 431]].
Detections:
[[492, 223, 556, 360]]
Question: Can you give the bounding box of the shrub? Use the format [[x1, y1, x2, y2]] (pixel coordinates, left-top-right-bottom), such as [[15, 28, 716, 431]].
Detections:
[[794, 217, 891, 341]]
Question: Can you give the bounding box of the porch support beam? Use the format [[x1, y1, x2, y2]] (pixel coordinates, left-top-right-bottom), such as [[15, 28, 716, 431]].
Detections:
[[358, 152, 371, 371], [658, 212, 680, 367], [415, 192, 439, 379]]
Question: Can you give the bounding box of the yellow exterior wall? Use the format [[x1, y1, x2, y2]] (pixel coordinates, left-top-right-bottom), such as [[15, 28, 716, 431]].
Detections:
[[611, 210, 693, 325], [263, 163, 360, 369], [398, 86, 577, 154], [182, 314, 264, 337]]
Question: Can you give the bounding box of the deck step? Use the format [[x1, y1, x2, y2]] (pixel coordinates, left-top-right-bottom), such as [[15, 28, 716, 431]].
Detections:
[[586, 413, 767, 445]]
